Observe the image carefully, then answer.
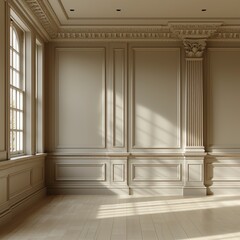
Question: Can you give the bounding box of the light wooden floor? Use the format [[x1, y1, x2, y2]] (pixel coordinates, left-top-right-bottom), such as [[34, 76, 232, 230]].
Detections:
[[1, 195, 240, 240]]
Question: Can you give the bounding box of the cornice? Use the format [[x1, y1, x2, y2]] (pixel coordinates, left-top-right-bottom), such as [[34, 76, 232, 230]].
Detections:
[[213, 26, 240, 40], [169, 23, 223, 39], [20, 0, 240, 41], [24, 0, 58, 38], [56, 28, 174, 40]]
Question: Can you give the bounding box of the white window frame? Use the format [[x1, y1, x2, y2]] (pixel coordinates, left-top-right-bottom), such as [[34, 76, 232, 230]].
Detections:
[[9, 21, 25, 157]]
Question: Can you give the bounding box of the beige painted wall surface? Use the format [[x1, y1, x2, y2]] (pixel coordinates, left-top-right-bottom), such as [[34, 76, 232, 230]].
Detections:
[[131, 48, 180, 149], [208, 49, 240, 149], [56, 48, 106, 149]]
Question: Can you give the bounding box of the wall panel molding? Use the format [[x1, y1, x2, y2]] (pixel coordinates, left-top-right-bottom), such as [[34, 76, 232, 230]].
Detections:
[[55, 47, 107, 151], [55, 163, 106, 181], [205, 156, 240, 194], [207, 48, 240, 152], [129, 47, 181, 152], [0, 155, 46, 225], [111, 46, 127, 149]]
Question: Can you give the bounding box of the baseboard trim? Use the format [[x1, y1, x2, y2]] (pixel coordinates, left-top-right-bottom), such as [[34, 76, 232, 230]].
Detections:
[[183, 187, 207, 196], [207, 187, 240, 195], [0, 188, 46, 226], [47, 187, 130, 195], [129, 187, 183, 196]]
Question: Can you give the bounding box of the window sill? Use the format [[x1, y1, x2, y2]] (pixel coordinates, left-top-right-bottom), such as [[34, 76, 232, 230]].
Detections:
[[0, 153, 46, 170]]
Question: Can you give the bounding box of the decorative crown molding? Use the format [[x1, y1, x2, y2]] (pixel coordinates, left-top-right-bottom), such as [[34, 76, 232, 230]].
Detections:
[[24, 0, 58, 38], [56, 28, 174, 40], [169, 23, 223, 39], [212, 26, 240, 40], [17, 1, 240, 41], [183, 39, 206, 58]]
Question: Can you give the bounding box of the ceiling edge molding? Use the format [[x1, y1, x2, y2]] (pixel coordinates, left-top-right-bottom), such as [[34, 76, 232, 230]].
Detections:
[[213, 26, 240, 40], [7, 0, 50, 41], [21, 0, 240, 41], [56, 27, 174, 40], [169, 22, 223, 39], [24, 0, 59, 39]]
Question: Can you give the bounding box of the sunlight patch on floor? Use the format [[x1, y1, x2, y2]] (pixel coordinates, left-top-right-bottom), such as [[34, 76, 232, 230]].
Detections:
[[96, 196, 240, 219]]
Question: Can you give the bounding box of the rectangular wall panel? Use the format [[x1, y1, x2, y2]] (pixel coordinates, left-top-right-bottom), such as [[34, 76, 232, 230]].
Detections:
[[129, 158, 183, 187], [0, 177, 7, 205], [55, 163, 106, 181], [9, 170, 32, 198], [132, 164, 181, 181], [112, 48, 126, 148], [207, 49, 240, 149], [130, 48, 181, 150], [56, 48, 106, 149], [32, 166, 44, 185]]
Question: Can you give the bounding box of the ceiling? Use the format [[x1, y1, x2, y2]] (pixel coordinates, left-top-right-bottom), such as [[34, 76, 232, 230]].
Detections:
[[46, 0, 240, 26], [17, 0, 240, 41]]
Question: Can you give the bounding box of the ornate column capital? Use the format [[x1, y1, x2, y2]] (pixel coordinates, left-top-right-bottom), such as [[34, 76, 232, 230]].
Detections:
[[183, 39, 207, 58]]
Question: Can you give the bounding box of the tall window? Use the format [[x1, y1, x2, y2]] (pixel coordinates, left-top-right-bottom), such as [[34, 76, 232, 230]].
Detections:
[[10, 23, 24, 156]]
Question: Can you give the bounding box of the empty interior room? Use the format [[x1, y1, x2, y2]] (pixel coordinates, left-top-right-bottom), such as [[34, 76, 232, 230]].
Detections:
[[1, 0, 240, 239]]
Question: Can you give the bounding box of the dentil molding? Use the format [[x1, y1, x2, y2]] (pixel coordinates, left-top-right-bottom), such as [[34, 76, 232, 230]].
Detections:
[[14, 0, 240, 41], [169, 23, 222, 39]]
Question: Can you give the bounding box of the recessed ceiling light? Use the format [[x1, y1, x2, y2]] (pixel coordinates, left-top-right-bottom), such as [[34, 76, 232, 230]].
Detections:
[[70, 9, 75, 12], [202, 9, 207, 12], [116, 9, 121, 12]]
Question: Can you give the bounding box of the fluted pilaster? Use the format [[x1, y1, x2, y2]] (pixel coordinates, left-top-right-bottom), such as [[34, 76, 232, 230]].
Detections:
[[184, 39, 206, 152]]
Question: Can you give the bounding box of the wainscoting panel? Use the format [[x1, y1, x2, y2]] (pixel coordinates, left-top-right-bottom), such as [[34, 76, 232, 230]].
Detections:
[[55, 163, 106, 181], [129, 47, 181, 151], [129, 157, 184, 195], [9, 169, 32, 199], [0, 177, 7, 205], [0, 155, 46, 225], [207, 49, 240, 151], [47, 156, 130, 194], [110, 158, 127, 186], [205, 156, 240, 195], [56, 48, 106, 150]]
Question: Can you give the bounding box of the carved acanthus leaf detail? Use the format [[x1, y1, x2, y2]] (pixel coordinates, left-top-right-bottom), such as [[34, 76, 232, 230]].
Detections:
[[183, 39, 206, 58]]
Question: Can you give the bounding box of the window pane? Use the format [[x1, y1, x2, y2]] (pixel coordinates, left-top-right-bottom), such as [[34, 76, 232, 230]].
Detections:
[[12, 110, 16, 129], [12, 131, 16, 152], [10, 109, 13, 129], [10, 88, 13, 108], [10, 131, 12, 152], [19, 132, 23, 151], [13, 70, 20, 88], [10, 26, 13, 47], [16, 91, 20, 109], [13, 51, 20, 70], [17, 111, 20, 130], [12, 30, 19, 51], [19, 92, 23, 110], [12, 88, 16, 108], [10, 49, 13, 67], [19, 112, 23, 130]]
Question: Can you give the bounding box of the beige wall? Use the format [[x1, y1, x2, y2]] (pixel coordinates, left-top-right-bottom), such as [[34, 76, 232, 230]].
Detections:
[[45, 41, 240, 195]]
